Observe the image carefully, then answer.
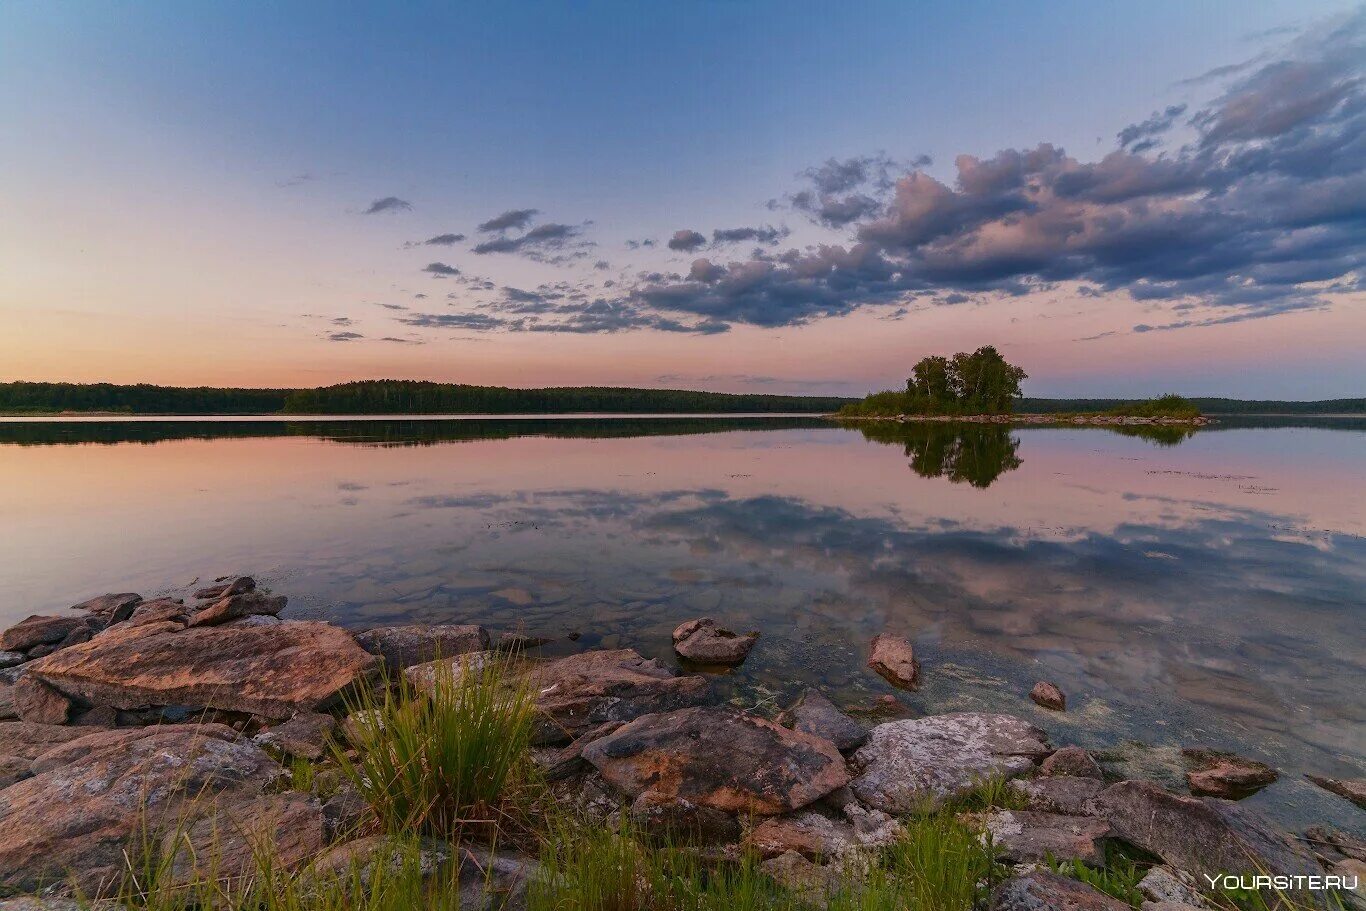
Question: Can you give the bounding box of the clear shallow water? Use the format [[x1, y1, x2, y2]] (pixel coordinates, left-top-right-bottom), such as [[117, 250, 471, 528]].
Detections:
[[1, 416, 1363, 833]]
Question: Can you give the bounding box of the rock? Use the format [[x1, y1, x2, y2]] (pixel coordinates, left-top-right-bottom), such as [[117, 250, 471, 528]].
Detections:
[[0, 683, 14, 721], [123, 598, 192, 628], [254, 712, 337, 761], [11, 676, 71, 725], [1306, 774, 1366, 809], [868, 633, 920, 689], [187, 591, 286, 627], [532, 720, 624, 782], [671, 617, 758, 666], [308, 834, 451, 888], [1009, 776, 1105, 815], [28, 724, 239, 774], [403, 651, 497, 698], [747, 811, 857, 860], [1304, 826, 1366, 863], [843, 802, 903, 848], [194, 576, 255, 600], [1138, 866, 1209, 907], [1330, 860, 1366, 911], [27, 620, 378, 721], [778, 688, 867, 751], [759, 850, 840, 897], [0, 899, 107, 911], [321, 784, 368, 842], [455, 844, 540, 911], [227, 614, 284, 628], [847, 693, 917, 720], [1090, 780, 1322, 883], [161, 792, 324, 886], [581, 705, 850, 815], [0, 720, 103, 760], [23, 645, 55, 660], [630, 791, 742, 845], [983, 809, 1111, 865], [850, 712, 1050, 813], [1041, 746, 1104, 780], [70, 592, 142, 622], [354, 624, 490, 672], [0, 616, 85, 652], [1182, 748, 1277, 799], [1030, 681, 1066, 711], [0, 652, 24, 670], [0, 725, 286, 896], [991, 871, 1133, 911], [523, 649, 710, 745], [496, 631, 553, 652], [0, 755, 29, 788]]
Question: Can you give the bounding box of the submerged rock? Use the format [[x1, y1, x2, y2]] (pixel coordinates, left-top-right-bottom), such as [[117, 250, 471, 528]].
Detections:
[[26, 619, 377, 720], [1030, 681, 1067, 711], [1182, 747, 1277, 799], [850, 712, 1049, 813], [778, 688, 867, 751], [671, 617, 758, 666], [867, 633, 920, 689], [354, 624, 491, 672], [582, 705, 849, 815]]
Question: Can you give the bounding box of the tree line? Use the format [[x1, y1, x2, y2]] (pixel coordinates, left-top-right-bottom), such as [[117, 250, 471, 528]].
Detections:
[[839, 346, 1028, 416]]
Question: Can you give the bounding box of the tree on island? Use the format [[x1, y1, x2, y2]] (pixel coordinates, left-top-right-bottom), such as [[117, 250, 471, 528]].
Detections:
[[908, 346, 1028, 414]]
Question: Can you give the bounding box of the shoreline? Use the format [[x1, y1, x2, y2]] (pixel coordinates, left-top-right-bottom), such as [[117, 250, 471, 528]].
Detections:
[[837, 412, 1214, 426]]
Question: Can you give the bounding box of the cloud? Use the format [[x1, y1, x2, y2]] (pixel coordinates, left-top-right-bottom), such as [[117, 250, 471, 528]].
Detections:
[[422, 262, 461, 276], [784, 153, 919, 227], [363, 196, 412, 215], [667, 230, 707, 252], [711, 225, 790, 246], [406, 233, 465, 247], [477, 208, 539, 232], [379, 336, 423, 344], [471, 222, 589, 262], [327, 331, 364, 341], [1116, 104, 1188, 152]]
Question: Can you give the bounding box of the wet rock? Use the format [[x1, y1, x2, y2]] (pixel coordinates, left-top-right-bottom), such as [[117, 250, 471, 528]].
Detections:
[[631, 791, 742, 845], [582, 705, 850, 815], [850, 712, 1050, 813], [71, 592, 142, 622], [1030, 681, 1066, 711], [868, 632, 920, 689], [983, 809, 1111, 865], [1041, 746, 1104, 780], [847, 693, 917, 720], [194, 576, 255, 600], [0, 720, 102, 759], [161, 791, 324, 886], [671, 617, 758, 666], [778, 688, 867, 751], [188, 591, 286, 627], [1182, 748, 1277, 799], [747, 811, 857, 860], [1, 616, 85, 652], [27, 620, 378, 721], [1009, 776, 1105, 815], [1090, 780, 1322, 882], [991, 871, 1132, 911], [523, 648, 710, 745], [11, 676, 71, 725], [1138, 866, 1209, 907], [254, 711, 337, 761], [0, 725, 286, 896], [354, 624, 490, 672], [1306, 774, 1366, 810], [0, 652, 24, 670]]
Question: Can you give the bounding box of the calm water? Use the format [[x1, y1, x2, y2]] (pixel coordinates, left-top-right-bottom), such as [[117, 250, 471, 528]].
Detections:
[[1, 416, 1363, 832]]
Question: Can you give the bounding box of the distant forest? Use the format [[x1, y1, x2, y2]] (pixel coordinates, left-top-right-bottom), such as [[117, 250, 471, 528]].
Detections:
[[1, 380, 1361, 416]]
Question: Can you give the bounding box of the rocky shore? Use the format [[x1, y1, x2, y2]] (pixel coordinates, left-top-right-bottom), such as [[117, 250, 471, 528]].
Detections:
[[0, 580, 1360, 909]]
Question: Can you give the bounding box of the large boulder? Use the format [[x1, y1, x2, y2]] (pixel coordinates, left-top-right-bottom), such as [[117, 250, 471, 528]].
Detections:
[[582, 705, 850, 815], [0, 725, 288, 896], [0, 721, 103, 760], [991, 871, 1132, 911], [778, 688, 867, 751], [850, 713, 1049, 813], [354, 624, 490, 672], [187, 591, 286, 628], [1008, 776, 1105, 815], [0, 616, 88, 653], [11, 677, 71, 725], [160, 791, 324, 886], [671, 618, 758, 666], [522, 649, 709, 744], [1090, 781, 1322, 882], [25, 620, 377, 720], [983, 809, 1111, 865]]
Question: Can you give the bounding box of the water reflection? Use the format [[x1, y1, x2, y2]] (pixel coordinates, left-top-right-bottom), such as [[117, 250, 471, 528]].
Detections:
[[853, 422, 1024, 487]]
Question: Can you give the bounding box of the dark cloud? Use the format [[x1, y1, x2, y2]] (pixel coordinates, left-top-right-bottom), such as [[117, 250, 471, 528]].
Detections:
[[422, 262, 461, 277], [327, 331, 364, 341], [379, 336, 424, 344], [363, 196, 412, 215], [1117, 104, 1188, 152], [784, 153, 921, 227], [471, 222, 589, 262], [406, 233, 465, 248], [626, 238, 656, 249], [375, 302, 408, 311], [667, 230, 707, 252], [711, 225, 789, 246], [477, 208, 539, 232], [330, 317, 354, 326]]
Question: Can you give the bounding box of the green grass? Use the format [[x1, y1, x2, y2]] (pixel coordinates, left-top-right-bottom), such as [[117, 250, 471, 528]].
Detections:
[[1105, 394, 1202, 419], [332, 652, 540, 839], [950, 775, 1028, 812], [1048, 854, 1146, 907]]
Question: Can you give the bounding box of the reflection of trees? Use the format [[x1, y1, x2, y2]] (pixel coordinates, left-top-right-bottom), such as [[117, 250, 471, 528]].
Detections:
[[1105, 424, 1199, 446], [855, 422, 1023, 488]]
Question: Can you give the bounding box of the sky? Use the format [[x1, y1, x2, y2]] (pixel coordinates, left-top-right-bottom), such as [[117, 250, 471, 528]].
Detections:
[[1, 0, 1363, 398]]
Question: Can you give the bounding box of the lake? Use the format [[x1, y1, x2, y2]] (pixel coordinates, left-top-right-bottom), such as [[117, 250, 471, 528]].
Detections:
[[1, 415, 1362, 832]]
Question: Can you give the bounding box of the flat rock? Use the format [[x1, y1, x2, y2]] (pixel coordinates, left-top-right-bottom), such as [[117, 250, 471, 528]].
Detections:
[[778, 688, 867, 751], [187, 591, 286, 627], [0, 721, 102, 760], [28, 724, 239, 774], [1030, 681, 1066, 711], [671, 617, 758, 666], [983, 809, 1111, 865], [354, 624, 490, 672], [1182, 748, 1277, 799], [71, 592, 143, 622], [523, 648, 710, 744], [582, 705, 850, 815], [1090, 780, 1322, 882], [26, 620, 377, 720], [1306, 774, 1366, 809], [868, 633, 920, 689], [11, 676, 71, 725], [850, 712, 1050, 813], [1042, 746, 1104, 779], [1009, 775, 1105, 814], [254, 711, 337, 760], [746, 810, 857, 859], [991, 871, 1132, 911], [0, 616, 85, 652], [161, 791, 324, 886], [0, 725, 285, 896]]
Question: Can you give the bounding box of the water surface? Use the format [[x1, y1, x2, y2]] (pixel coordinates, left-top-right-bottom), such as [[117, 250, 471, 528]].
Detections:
[[1, 416, 1362, 832]]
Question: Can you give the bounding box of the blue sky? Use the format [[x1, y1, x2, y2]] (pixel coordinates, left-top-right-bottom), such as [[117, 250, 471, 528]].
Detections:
[[1, 1, 1362, 397]]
